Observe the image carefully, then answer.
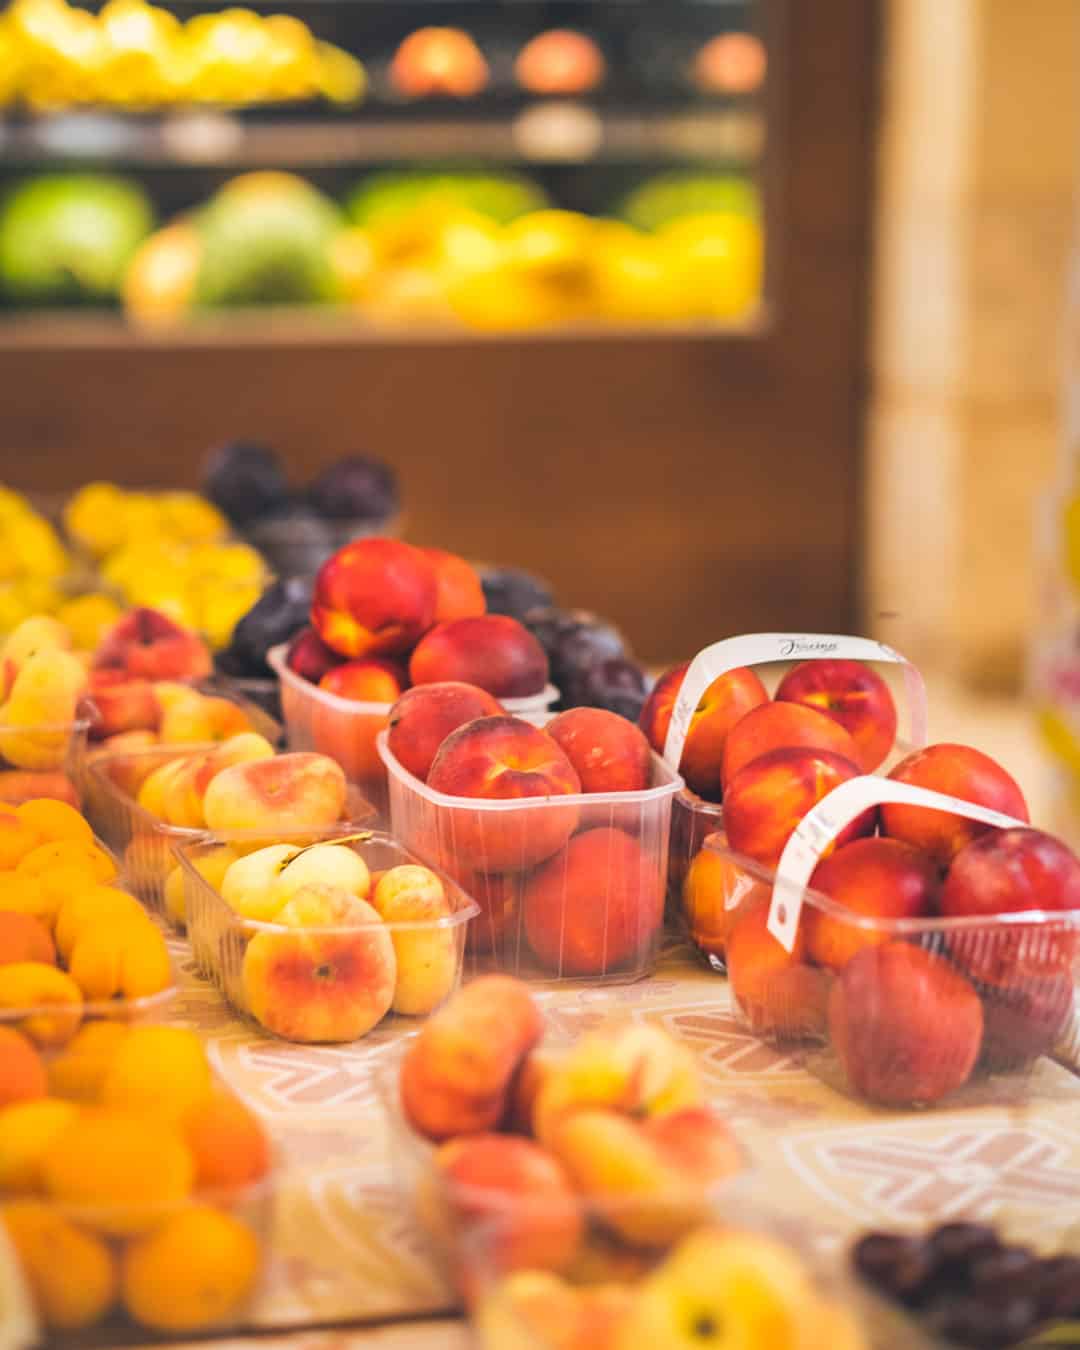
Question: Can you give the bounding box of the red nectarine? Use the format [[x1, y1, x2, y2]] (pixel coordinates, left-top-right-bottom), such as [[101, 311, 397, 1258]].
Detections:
[[422, 548, 487, 624], [720, 700, 861, 791], [726, 897, 829, 1039], [387, 682, 502, 783], [311, 538, 438, 658], [409, 616, 548, 700], [545, 707, 651, 795], [774, 658, 898, 772], [318, 658, 406, 704]]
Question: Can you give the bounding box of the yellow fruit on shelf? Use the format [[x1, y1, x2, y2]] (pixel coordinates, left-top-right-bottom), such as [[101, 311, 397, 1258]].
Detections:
[[121, 1205, 261, 1331], [54, 593, 123, 651], [123, 221, 201, 325], [0, 649, 87, 770], [63, 481, 129, 559], [659, 211, 764, 321], [590, 221, 689, 324], [315, 40, 365, 105], [2, 1200, 118, 1330], [330, 226, 377, 304]]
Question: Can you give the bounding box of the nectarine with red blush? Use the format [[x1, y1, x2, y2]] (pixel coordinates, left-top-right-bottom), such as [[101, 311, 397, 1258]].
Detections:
[[522, 827, 663, 975], [409, 615, 548, 699], [319, 658, 406, 704], [85, 670, 161, 740], [720, 700, 861, 791], [941, 827, 1080, 982], [545, 707, 651, 794], [312, 538, 438, 658], [977, 970, 1073, 1069], [722, 746, 871, 867], [93, 607, 212, 682], [422, 548, 487, 623], [881, 743, 1029, 865], [638, 663, 767, 800], [806, 837, 939, 971], [427, 716, 580, 871], [774, 658, 898, 771], [287, 628, 343, 685], [387, 682, 503, 783], [726, 897, 829, 1039], [828, 941, 983, 1104]]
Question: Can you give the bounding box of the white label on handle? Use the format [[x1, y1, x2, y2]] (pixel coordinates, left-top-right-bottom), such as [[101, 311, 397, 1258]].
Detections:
[[766, 777, 1029, 952], [661, 633, 928, 774]]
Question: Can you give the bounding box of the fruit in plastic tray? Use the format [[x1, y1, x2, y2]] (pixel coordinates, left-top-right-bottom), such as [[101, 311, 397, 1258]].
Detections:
[[319, 658, 405, 703], [426, 715, 580, 871], [522, 827, 662, 977], [0, 648, 86, 771], [387, 681, 503, 783], [242, 884, 396, 1042], [286, 627, 342, 684], [93, 607, 213, 683], [306, 454, 400, 523], [880, 743, 1030, 865], [774, 658, 898, 772], [720, 700, 862, 792], [722, 746, 870, 866], [726, 896, 829, 1040], [546, 707, 651, 794], [828, 941, 984, 1106], [400, 974, 543, 1142], [312, 538, 438, 659], [370, 866, 459, 1016], [639, 662, 768, 800], [201, 751, 347, 833], [410, 615, 549, 699]]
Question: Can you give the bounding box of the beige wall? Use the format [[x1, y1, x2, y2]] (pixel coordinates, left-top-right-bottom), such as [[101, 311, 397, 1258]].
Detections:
[[869, 0, 1080, 689]]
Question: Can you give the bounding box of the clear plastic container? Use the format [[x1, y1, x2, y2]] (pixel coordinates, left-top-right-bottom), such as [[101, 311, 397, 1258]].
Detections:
[[0, 717, 91, 809], [662, 633, 927, 962], [84, 745, 376, 928], [714, 776, 1080, 1109], [175, 827, 479, 1043], [270, 641, 559, 819], [0, 965, 178, 1047], [378, 730, 683, 984]]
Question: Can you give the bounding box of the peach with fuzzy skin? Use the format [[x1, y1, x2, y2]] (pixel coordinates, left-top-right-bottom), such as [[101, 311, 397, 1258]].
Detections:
[[312, 538, 438, 659], [638, 663, 768, 800], [720, 700, 862, 791], [203, 752, 347, 833], [774, 658, 899, 772], [387, 682, 503, 783], [158, 693, 252, 745], [286, 628, 343, 685], [435, 1133, 584, 1279], [93, 607, 212, 682], [422, 548, 487, 623], [86, 671, 160, 741], [427, 717, 580, 871], [881, 743, 1029, 865], [726, 897, 829, 1040], [806, 837, 940, 972], [399, 974, 543, 1142], [161, 733, 276, 828], [532, 1021, 703, 1150], [522, 828, 663, 976], [319, 659, 406, 704], [545, 707, 651, 794], [135, 757, 188, 819], [549, 1105, 742, 1246], [242, 884, 397, 1042], [681, 843, 767, 965], [409, 616, 549, 699], [371, 865, 458, 1016], [828, 940, 983, 1105], [723, 745, 871, 867]]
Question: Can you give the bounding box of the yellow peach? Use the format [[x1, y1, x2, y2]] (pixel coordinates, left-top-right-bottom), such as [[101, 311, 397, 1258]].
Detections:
[[0, 963, 83, 1046], [54, 885, 148, 962], [164, 844, 239, 927], [67, 917, 172, 1001]]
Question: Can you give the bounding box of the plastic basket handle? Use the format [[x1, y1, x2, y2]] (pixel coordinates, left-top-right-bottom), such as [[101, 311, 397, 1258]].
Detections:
[[768, 777, 1029, 952], [661, 633, 928, 774]]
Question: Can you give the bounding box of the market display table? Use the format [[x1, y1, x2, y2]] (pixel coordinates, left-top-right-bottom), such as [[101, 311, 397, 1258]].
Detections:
[[150, 918, 1080, 1350]]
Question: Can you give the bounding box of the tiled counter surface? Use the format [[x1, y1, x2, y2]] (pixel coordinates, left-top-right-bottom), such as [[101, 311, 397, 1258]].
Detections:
[[133, 680, 1075, 1350]]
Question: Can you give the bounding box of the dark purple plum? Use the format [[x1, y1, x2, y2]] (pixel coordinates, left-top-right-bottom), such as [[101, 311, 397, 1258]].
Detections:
[[574, 659, 649, 721], [201, 441, 289, 525], [306, 455, 399, 522], [524, 607, 628, 706], [479, 566, 555, 620], [219, 576, 312, 677]]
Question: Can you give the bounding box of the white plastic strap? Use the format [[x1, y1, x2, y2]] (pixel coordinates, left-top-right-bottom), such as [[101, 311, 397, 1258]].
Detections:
[[767, 777, 1029, 952], [661, 633, 928, 773]]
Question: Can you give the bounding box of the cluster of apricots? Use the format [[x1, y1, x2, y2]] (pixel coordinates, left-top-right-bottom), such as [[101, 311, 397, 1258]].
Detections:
[[386, 686, 667, 976], [0, 1022, 269, 1335], [397, 977, 865, 1350], [0, 799, 172, 1037]]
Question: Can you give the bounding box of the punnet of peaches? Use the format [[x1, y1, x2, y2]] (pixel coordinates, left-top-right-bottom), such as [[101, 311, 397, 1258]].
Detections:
[[0, 797, 271, 1339]]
